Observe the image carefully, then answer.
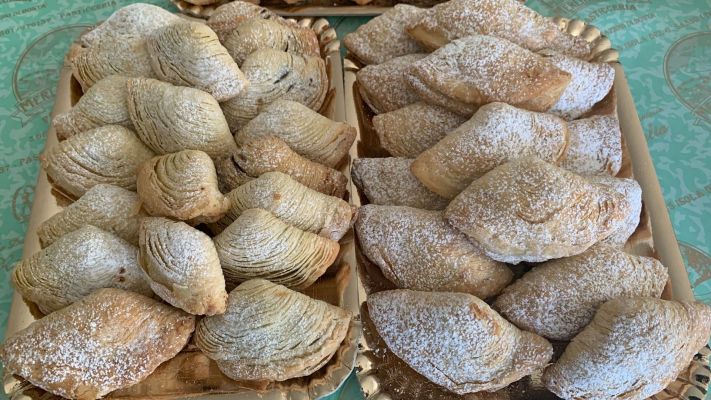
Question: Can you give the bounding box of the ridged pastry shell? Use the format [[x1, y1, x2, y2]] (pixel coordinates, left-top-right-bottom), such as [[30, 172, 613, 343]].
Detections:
[[42, 125, 155, 198], [12, 225, 152, 315], [139, 217, 227, 315], [221, 49, 327, 132], [215, 171, 354, 240], [213, 208, 339, 290], [80, 3, 181, 47], [236, 99, 355, 168], [52, 75, 132, 141], [206, 1, 278, 42], [195, 279, 350, 381], [146, 21, 248, 102], [223, 18, 319, 65], [126, 78, 237, 160], [136, 150, 229, 224], [37, 184, 146, 248]]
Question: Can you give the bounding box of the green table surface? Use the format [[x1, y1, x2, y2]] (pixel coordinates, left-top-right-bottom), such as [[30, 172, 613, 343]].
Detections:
[[0, 1, 709, 399]]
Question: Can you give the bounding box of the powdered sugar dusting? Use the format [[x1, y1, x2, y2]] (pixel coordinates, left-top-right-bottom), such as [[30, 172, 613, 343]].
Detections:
[[444, 157, 629, 264], [407, 35, 570, 115], [351, 158, 448, 210], [408, 0, 591, 58], [367, 289, 552, 394], [373, 102, 467, 158], [588, 175, 643, 246], [545, 52, 615, 120], [355, 204, 511, 298], [412, 102, 568, 198], [543, 298, 711, 399], [561, 114, 622, 176], [357, 54, 426, 114], [494, 243, 668, 341], [344, 4, 426, 65], [0, 288, 194, 399]]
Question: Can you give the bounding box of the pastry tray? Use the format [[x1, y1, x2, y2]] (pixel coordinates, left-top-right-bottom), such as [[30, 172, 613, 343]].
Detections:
[[172, 0, 432, 18], [343, 17, 711, 400], [2, 17, 361, 400]]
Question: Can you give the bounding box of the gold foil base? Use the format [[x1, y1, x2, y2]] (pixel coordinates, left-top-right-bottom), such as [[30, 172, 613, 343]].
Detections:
[[3, 16, 362, 400], [343, 15, 708, 400]]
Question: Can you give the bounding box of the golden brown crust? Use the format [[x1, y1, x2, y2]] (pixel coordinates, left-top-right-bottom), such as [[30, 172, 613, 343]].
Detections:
[[206, 2, 279, 42], [356, 205, 512, 298], [356, 54, 427, 114], [444, 157, 628, 264], [236, 99, 356, 168], [223, 18, 319, 65], [493, 244, 668, 341], [136, 150, 229, 224], [343, 4, 426, 65], [406, 0, 592, 58], [368, 289, 552, 394], [229, 135, 348, 198], [542, 298, 711, 399], [411, 102, 569, 199], [139, 218, 228, 315], [373, 102, 467, 158], [0, 288, 194, 400], [405, 35, 571, 116]]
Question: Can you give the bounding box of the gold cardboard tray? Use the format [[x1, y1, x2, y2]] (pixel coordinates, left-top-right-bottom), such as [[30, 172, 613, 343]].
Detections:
[[171, 0, 434, 18], [2, 17, 361, 400], [343, 18, 710, 400]]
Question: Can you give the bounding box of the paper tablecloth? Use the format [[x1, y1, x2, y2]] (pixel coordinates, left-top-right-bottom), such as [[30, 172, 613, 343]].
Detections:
[[0, 1, 709, 399]]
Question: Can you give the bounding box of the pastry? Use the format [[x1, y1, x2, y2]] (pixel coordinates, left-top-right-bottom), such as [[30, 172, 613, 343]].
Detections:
[[52, 75, 132, 140], [493, 244, 668, 341], [219, 135, 348, 198], [136, 150, 229, 224], [561, 115, 622, 176], [223, 18, 319, 64], [12, 225, 152, 315], [544, 51, 616, 120], [356, 205, 512, 298], [195, 279, 350, 381], [0, 288, 194, 400], [207, 1, 279, 42], [42, 125, 155, 198], [236, 99, 356, 168], [351, 158, 448, 210], [368, 289, 553, 394], [70, 35, 155, 91], [37, 184, 146, 248], [215, 172, 355, 240], [373, 102, 467, 158], [139, 218, 227, 315], [79, 3, 181, 47], [444, 157, 629, 264], [146, 21, 248, 102], [406, 35, 572, 116], [542, 297, 711, 400], [406, 0, 591, 58], [126, 78, 237, 160], [343, 4, 425, 65], [221, 49, 327, 132], [357, 54, 427, 114], [589, 175, 643, 246], [412, 102, 568, 198], [213, 208, 339, 290]]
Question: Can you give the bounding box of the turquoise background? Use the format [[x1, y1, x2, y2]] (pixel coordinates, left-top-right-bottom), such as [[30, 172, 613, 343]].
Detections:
[[0, 1, 709, 399]]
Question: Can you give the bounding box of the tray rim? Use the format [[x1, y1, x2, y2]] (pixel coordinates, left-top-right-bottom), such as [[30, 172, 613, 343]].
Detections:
[[342, 15, 701, 400], [2, 16, 361, 400]]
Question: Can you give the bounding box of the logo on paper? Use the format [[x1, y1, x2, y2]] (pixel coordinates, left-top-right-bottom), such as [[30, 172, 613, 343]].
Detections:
[[12, 185, 34, 223], [680, 241, 711, 305], [12, 24, 90, 127], [664, 31, 711, 125]]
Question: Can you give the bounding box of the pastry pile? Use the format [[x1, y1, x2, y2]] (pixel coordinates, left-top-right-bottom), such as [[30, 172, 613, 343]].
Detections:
[[1, 3, 356, 399], [346, 0, 711, 398]]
